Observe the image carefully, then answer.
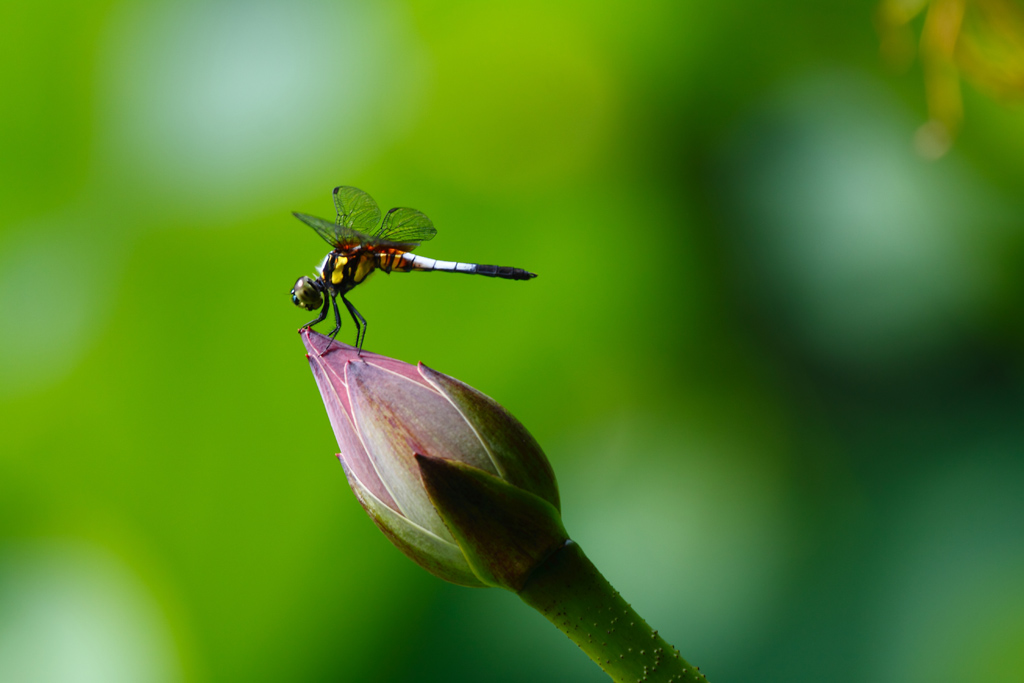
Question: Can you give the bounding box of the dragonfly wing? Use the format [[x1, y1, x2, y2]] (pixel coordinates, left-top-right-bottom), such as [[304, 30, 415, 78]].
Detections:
[[333, 186, 382, 231], [374, 206, 437, 244], [293, 212, 374, 249]]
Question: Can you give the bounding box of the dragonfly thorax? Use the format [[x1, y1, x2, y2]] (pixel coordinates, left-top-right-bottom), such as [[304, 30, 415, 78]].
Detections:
[[319, 249, 378, 296]]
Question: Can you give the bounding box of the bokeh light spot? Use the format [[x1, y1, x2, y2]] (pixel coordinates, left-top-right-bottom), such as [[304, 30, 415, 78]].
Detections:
[[719, 71, 1006, 373], [0, 541, 182, 683], [97, 0, 426, 214]]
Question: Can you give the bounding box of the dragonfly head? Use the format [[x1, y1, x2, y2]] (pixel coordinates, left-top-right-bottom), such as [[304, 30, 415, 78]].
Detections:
[[291, 276, 323, 311]]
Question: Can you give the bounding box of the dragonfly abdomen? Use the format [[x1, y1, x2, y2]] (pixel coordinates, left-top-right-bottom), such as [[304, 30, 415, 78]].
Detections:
[[381, 253, 536, 280]]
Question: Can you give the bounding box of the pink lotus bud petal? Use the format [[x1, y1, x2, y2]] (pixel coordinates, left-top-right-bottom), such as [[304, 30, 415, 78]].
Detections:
[[418, 365, 559, 510], [338, 457, 485, 587], [346, 358, 501, 537], [305, 336, 399, 511]]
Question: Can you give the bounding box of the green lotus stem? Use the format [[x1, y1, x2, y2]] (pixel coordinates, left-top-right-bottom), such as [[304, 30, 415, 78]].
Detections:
[[300, 329, 709, 681], [519, 540, 704, 683]]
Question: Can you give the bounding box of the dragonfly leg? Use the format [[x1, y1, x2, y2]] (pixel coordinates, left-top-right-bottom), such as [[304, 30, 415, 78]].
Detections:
[[301, 295, 331, 331], [342, 296, 367, 356], [321, 295, 343, 356]]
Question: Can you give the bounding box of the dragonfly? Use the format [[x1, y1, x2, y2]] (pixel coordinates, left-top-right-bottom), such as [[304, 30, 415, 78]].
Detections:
[[291, 186, 537, 353]]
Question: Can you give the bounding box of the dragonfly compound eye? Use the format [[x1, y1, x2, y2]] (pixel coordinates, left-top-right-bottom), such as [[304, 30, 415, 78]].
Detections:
[[291, 276, 323, 310]]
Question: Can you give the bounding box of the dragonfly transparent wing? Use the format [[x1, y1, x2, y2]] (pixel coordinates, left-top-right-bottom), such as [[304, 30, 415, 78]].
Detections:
[[333, 186, 382, 231], [374, 207, 437, 244], [293, 212, 375, 250]]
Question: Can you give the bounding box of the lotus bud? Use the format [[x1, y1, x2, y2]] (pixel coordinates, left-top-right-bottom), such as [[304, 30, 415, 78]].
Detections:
[[301, 330, 565, 590], [300, 329, 707, 681]]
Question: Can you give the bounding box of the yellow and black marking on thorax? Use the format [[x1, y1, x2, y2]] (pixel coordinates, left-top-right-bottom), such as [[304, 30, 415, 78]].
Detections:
[[318, 248, 381, 294]]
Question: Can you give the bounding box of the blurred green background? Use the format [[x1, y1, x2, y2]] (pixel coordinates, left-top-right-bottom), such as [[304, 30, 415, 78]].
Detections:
[[2, 0, 1023, 681]]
